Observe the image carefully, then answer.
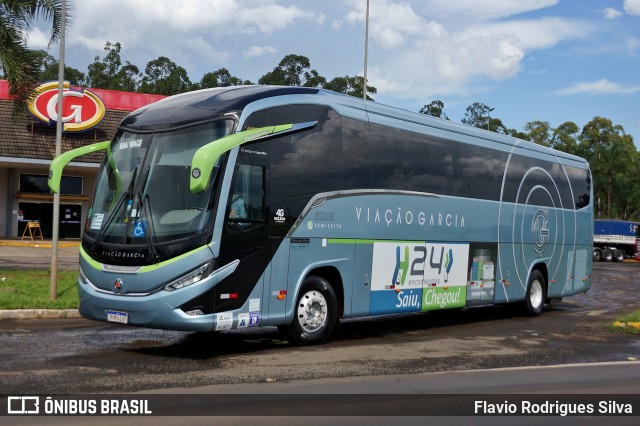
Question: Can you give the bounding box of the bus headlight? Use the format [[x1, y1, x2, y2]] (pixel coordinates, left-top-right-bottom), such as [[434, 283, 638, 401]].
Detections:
[[78, 267, 90, 286], [164, 262, 214, 291]]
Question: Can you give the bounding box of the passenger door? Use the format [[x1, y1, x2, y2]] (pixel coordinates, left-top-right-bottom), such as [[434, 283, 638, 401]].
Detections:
[[215, 147, 270, 313]]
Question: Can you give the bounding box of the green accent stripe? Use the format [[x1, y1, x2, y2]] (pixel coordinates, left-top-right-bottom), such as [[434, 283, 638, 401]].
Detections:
[[139, 245, 209, 272], [80, 244, 210, 273], [80, 245, 102, 270], [190, 124, 292, 194], [327, 239, 374, 245]]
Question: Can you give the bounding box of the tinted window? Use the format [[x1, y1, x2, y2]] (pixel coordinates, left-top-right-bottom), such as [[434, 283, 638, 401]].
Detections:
[[369, 124, 403, 190], [20, 174, 49, 194], [343, 118, 372, 189], [502, 154, 578, 209], [20, 174, 82, 195], [243, 104, 343, 216], [401, 132, 453, 195], [452, 143, 501, 201], [228, 164, 265, 221], [60, 176, 83, 195], [565, 165, 591, 209]]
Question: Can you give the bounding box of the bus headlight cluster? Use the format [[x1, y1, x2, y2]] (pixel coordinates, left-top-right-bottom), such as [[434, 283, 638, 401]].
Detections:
[[78, 267, 91, 286], [164, 262, 214, 291]]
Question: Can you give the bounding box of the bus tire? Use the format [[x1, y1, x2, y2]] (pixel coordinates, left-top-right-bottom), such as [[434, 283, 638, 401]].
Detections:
[[603, 249, 613, 262], [614, 249, 625, 262], [522, 270, 546, 317], [284, 276, 338, 346], [592, 248, 602, 262]]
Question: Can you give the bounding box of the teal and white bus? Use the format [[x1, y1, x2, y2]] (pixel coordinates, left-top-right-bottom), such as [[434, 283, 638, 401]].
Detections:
[[49, 86, 593, 345]]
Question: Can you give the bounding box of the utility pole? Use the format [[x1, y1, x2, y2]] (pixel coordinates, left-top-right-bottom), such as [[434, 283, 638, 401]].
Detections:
[[487, 107, 495, 131], [51, 0, 66, 301], [363, 0, 370, 101]]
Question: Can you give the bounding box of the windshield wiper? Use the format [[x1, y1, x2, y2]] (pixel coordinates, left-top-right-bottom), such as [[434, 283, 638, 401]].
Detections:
[[137, 191, 160, 263], [90, 166, 138, 253]]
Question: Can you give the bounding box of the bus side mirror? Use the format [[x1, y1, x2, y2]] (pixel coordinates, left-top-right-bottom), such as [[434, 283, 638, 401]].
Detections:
[[189, 121, 316, 194], [48, 141, 110, 193]]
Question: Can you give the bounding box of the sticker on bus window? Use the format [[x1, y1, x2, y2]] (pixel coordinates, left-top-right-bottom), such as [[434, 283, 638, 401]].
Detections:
[[132, 220, 146, 237], [90, 214, 104, 230]]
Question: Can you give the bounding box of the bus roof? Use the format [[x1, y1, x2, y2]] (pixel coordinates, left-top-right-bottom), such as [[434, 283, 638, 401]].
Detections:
[[119, 86, 319, 132], [118, 85, 587, 167]]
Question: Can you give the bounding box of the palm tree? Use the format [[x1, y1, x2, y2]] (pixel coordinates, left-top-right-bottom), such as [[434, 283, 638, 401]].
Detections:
[[0, 0, 70, 105]]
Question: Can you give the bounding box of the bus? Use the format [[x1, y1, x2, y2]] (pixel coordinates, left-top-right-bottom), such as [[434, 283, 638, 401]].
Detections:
[[48, 86, 593, 345]]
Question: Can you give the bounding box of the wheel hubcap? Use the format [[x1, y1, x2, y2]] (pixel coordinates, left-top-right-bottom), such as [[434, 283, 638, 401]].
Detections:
[[297, 290, 328, 333], [530, 279, 543, 309]]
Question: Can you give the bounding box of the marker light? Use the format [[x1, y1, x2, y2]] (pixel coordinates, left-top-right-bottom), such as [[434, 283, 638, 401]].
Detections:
[[78, 267, 90, 286], [164, 262, 214, 291]]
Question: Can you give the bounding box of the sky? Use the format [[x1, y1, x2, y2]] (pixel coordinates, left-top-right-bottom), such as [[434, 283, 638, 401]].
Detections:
[[28, 0, 640, 144]]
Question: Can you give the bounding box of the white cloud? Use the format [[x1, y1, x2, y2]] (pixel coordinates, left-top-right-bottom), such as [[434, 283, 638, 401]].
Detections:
[[604, 7, 623, 19], [340, 0, 590, 100], [624, 0, 640, 16], [417, 0, 559, 27], [25, 28, 51, 49], [554, 79, 640, 95], [68, 0, 318, 60], [244, 45, 278, 58], [183, 37, 229, 64], [345, 0, 426, 49], [627, 37, 640, 55]]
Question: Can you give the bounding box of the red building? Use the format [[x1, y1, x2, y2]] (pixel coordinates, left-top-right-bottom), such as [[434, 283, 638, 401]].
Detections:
[[0, 80, 164, 238]]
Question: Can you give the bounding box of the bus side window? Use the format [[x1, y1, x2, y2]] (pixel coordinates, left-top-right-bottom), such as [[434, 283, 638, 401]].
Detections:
[[228, 164, 265, 221]]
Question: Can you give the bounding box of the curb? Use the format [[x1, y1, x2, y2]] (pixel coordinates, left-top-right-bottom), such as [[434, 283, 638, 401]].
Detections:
[[0, 309, 80, 319], [613, 321, 640, 332], [0, 241, 80, 248]]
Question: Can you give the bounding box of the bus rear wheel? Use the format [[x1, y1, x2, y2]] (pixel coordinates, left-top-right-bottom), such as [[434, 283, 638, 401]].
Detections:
[[283, 276, 338, 346], [522, 270, 546, 316]]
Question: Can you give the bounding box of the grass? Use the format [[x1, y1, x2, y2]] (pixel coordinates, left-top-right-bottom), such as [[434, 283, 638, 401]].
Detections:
[[611, 310, 640, 335], [0, 269, 79, 309], [1, 267, 639, 332]]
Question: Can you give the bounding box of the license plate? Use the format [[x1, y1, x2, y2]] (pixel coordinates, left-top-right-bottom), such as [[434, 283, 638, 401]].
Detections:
[[107, 309, 128, 324]]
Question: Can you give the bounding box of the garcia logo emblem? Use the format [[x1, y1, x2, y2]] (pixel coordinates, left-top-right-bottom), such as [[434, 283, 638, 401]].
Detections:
[[28, 81, 106, 132], [532, 210, 550, 254]]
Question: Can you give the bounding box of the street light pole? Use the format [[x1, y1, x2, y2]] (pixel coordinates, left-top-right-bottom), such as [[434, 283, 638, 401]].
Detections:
[[487, 107, 495, 131], [363, 0, 370, 101], [51, 0, 66, 301]]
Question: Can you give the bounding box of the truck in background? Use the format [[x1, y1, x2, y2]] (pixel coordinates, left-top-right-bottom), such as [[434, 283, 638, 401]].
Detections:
[[593, 219, 640, 262]]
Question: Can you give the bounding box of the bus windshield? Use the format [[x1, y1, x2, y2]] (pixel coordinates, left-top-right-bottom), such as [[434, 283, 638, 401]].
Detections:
[[85, 119, 233, 256]]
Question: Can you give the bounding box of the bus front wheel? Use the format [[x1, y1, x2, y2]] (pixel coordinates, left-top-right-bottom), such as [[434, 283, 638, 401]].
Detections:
[[522, 270, 546, 316], [283, 276, 338, 346]]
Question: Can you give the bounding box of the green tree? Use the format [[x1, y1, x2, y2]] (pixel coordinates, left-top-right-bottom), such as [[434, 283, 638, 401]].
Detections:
[[34, 49, 85, 85], [523, 121, 552, 147], [550, 121, 580, 154], [324, 75, 376, 100], [139, 56, 191, 95], [86, 41, 140, 91], [504, 127, 529, 139], [578, 117, 636, 218], [197, 68, 251, 89], [419, 100, 449, 120], [258, 54, 325, 87], [0, 0, 70, 104], [462, 103, 509, 134]]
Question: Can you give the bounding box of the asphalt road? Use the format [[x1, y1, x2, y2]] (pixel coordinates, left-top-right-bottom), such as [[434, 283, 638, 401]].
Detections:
[[0, 242, 80, 270], [0, 262, 639, 397]]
